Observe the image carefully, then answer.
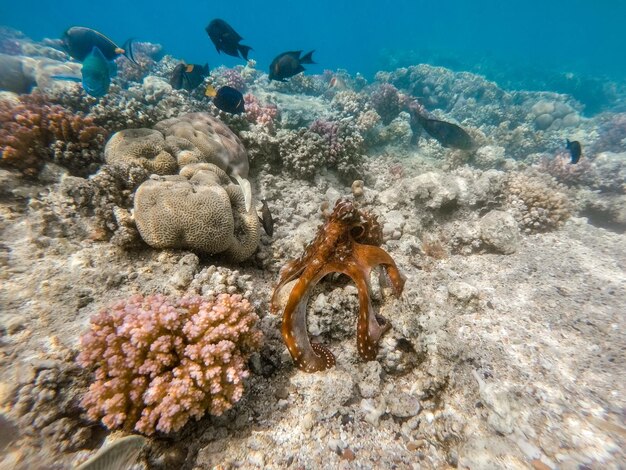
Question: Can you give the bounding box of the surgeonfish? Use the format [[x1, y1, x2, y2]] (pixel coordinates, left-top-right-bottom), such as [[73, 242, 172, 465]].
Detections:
[[205, 19, 252, 60], [62, 26, 137, 65], [170, 63, 210, 91], [206, 85, 245, 114], [268, 50, 315, 82], [566, 139, 582, 164], [259, 199, 274, 237]]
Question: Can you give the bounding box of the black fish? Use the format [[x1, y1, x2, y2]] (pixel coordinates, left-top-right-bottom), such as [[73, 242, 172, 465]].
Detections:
[[269, 50, 315, 82], [205, 19, 252, 60], [62, 26, 137, 65], [566, 139, 582, 164], [170, 63, 209, 91], [408, 101, 474, 150], [207, 85, 245, 114], [259, 200, 274, 237]]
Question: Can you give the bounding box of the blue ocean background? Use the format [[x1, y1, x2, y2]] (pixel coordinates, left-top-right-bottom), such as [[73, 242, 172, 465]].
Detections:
[[2, 0, 625, 113]]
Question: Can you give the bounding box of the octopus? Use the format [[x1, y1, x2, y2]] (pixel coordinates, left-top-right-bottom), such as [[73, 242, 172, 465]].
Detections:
[[271, 198, 405, 372]]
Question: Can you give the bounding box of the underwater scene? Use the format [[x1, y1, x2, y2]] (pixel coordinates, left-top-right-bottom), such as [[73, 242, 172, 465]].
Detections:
[[0, 0, 625, 468]]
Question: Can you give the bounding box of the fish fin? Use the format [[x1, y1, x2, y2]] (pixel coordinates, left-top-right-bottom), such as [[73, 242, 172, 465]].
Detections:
[[122, 38, 139, 66], [233, 174, 252, 213], [108, 60, 118, 77], [296, 65, 305, 73], [203, 63, 210, 75], [50, 75, 82, 82], [300, 50, 315, 64], [238, 44, 252, 60]]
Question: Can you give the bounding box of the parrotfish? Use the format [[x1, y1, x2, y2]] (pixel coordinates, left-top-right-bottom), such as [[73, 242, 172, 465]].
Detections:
[[205, 19, 252, 60], [51, 46, 115, 97], [170, 63, 209, 91], [269, 50, 315, 82], [62, 26, 137, 65], [408, 100, 474, 150], [566, 139, 582, 164]]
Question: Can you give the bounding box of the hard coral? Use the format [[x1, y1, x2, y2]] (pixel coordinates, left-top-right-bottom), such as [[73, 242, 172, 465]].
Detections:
[[506, 173, 571, 233], [77, 293, 262, 435], [0, 94, 107, 177], [271, 198, 405, 372], [370, 83, 402, 125], [133, 163, 260, 261]]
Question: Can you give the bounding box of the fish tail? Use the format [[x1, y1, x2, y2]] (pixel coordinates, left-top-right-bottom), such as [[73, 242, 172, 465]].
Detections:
[[300, 50, 315, 64], [238, 44, 252, 61], [123, 38, 139, 66]]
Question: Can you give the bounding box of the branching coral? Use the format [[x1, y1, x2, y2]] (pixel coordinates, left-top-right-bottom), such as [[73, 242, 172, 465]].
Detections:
[[271, 198, 405, 372], [370, 83, 402, 125], [0, 94, 107, 177], [309, 118, 365, 180], [77, 293, 263, 435], [506, 173, 571, 233], [244, 94, 278, 131]]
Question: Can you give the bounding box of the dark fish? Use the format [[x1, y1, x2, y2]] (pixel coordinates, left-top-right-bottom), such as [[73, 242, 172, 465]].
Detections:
[[62, 26, 137, 65], [205, 19, 252, 60], [408, 101, 474, 150], [170, 63, 209, 91], [259, 199, 274, 237], [81, 47, 114, 97], [566, 139, 582, 164], [269, 50, 315, 82], [207, 85, 245, 114]]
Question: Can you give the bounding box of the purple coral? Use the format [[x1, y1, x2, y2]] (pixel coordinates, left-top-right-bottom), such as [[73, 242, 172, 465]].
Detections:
[[77, 293, 263, 435], [370, 83, 402, 125]]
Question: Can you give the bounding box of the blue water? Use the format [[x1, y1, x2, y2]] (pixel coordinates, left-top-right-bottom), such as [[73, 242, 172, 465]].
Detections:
[[2, 0, 625, 83]]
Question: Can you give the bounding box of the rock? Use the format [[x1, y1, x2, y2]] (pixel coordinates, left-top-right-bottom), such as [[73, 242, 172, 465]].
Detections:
[[479, 210, 520, 254], [534, 113, 554, 130], [447, 282, 478, 303], [387, 392, 421, 418]]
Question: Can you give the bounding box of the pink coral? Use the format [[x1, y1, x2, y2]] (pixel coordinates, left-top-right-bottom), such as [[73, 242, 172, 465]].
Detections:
[[244, 94, 278, 130], [370, 83, 402, 125], [77, 293, 262, 435], [536, 152, 599, 188]]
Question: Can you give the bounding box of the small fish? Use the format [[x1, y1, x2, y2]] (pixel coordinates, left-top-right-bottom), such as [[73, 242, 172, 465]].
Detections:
[[75, 435, 146, 470], [205, 19, 252, 60], [259, 199, 274, 237], [328, 75, 348, 91], [81, 46, 114, 97], [170, 63, 209, 91], [566, 139, 582, 164], [207, 85, 245, 114], [408, 101, 473, 150], [269, 50, 315, 82], [62, 26, 137, 65]]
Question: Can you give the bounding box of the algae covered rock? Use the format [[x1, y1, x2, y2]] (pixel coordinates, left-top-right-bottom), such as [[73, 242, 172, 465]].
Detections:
[[133, 163, 259, 261]]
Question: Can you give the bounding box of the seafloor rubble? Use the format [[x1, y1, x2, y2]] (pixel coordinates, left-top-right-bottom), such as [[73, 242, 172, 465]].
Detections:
[[0, 30, 625, 469]]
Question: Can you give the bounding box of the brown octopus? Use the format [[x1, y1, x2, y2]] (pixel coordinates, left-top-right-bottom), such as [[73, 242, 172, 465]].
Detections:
[[271, 198, 405, 372]]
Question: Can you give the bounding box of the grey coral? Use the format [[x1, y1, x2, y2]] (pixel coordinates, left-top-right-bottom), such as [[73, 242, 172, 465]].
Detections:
[[104, 128, 178, 175], [133, 163, 260, 261]]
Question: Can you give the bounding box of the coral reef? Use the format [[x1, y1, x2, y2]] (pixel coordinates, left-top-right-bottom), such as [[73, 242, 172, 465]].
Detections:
[[0, 94, 107, 177], [77, 293, 262, 435], [155, 112, 249, 177], [104, 128, 178, 175], [271, 198, 405, 372], [370, 83, 403, 125], [506, 172, 571, 233], [133, 163, 260, 261]]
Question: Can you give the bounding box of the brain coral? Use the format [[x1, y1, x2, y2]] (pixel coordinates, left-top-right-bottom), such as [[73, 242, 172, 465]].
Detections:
[[104, 128, 178, 176], [154, 112, 249, 177], [77, 293, 263, 435], [133, 163, 260, 261]]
